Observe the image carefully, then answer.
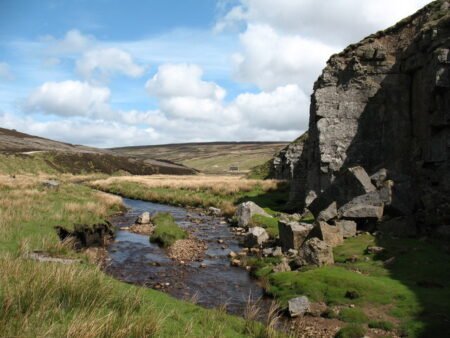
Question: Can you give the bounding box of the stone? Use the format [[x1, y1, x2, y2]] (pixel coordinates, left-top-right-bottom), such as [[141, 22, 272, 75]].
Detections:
[[263, 248, 274, 256], [244, 226, 269, 247], [278, 220, 314, 251], [308, 166, 376, 218], [370, 168, 388, 188], [208, 207, 222, 216], [312, 221, 344, 247], [42, 179, 59, 189], [287, 249, 298, 256], [337, 192, 384, 220], [231, 259, 241, 267], [367, 246, 385, 254], [136, 212, 151, 224], [272, 246, 283, 257], [317, 201, 338, 222], [296, 238, 334, 267], [228, 251, 237, 258], [335, 220, 357, 238], [234, 201, 272, 227], [129, 222, 154, 236], [288, 296, 310, 317], [272, 257, 291, 273]]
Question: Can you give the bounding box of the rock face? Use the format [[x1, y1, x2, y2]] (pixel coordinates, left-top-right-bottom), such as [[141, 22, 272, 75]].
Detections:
[[234, 201, 272, 227], [285, 1, 450, 230]]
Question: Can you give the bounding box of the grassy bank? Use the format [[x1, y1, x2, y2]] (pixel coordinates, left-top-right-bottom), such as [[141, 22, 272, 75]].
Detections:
[[0, 175, 283, 337], [244, 233, 450, 337], [150, 212, 187, 247], [90, 175, 288, 216]]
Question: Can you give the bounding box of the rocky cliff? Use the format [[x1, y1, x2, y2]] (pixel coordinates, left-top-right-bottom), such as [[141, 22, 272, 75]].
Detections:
[[286, 0, 449, 230]]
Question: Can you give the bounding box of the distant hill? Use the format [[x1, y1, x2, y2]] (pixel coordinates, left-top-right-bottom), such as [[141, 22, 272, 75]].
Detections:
[[111, 141, 289, 174], [0, 127, 195, 175]]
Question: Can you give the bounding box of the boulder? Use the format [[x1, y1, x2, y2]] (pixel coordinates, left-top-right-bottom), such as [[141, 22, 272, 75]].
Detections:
[[234, 201, 272, 227], [136, 212, 151, 224], [370, 168, 388, 188], [312, 221, 343, 247], [272, 246, 283, 257], [317, 201, 337, 222], [208, 207, 222, 216], [308, 166, 376, 218], [288, 296, 310, 317], [278, 221, 314, 252], [244, 226, 269, 247], [337, 192, 384, 220], [296, 238, 334, 267], [272, 257, 291, 273], [335, 220, 357, 238]]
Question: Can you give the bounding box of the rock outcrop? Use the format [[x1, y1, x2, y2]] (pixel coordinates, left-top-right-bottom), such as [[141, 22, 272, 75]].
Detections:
[[285, 1, 450, 231]]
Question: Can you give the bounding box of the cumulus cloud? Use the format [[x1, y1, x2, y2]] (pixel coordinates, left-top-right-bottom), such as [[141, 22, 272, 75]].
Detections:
[[76, 47, 145, 80], [44, 29, 95, 54], [24, 80, 112, 118], [233, 24, 335, 91], [146, 64, 225, 100], [0, 62, 14, 80]]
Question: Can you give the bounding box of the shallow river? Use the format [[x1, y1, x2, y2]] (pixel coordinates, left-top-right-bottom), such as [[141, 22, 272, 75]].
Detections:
[[106, 197, 269, 315]]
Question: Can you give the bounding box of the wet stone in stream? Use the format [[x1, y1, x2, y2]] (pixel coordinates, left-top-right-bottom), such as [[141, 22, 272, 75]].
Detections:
[[106, 198, 270, 316]]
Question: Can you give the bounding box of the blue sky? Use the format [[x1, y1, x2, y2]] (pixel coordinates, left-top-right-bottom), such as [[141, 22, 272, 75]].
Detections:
[[0, 0, 431, 147]]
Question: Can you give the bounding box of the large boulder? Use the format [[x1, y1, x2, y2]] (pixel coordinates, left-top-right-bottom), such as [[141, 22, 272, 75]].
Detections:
[[317, 201, 337, 222], [234, 201, 272, 227], [308, 166, 376, 218], [337, 192, 384, 220], [311, 221, 344, 247], [296, 238, 334, 267], [335, 220, 357, 238], [244, 226, 269, 247], [288, 296, 310, 317], [278, 220, 314, 252]]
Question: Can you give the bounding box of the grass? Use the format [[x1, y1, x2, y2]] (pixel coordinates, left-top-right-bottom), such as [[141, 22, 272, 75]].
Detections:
[[150, 212, 187, 247], [90, 175, 287, 216], [0, 174, 284, 337], [368, 320, 394, 331], [250, 214, 279, 238], [335, 324, 366, 338], [249, 232, 450, 337]]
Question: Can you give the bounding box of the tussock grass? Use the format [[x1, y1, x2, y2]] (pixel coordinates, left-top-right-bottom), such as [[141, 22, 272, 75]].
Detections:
[[90, 175, 285, 216], [150, 212, 187, 247]]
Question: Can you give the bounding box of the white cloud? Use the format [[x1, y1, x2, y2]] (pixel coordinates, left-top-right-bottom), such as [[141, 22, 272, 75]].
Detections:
[[0, 62, 14, 80], [44, 29, 95, 55], [233, 84, 309, 130], [233, 24, 335, 91], [76, 47, 145, 80], [146, 64, 225, 100], [24, 80, 112, 118]]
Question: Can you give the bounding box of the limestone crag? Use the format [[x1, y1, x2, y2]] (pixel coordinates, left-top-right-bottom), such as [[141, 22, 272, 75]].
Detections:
[[286, 1, 450, 230]]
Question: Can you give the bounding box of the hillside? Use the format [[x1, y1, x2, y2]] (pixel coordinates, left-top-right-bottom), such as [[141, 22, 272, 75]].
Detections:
[[0, 127, 196, 175], [111, 142, 288, 174]]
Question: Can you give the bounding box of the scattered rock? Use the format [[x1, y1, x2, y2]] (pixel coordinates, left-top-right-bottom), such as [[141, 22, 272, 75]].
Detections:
[[208, 207, 222, 216], [288, 296, 310, 317], [335, 220, 357, 238], [296, 238, 334, 267], [42, 179, 59, 189], [167, 238, 207, 262], [312, 221, 344, 247], [129, 222, 154, 235], [231, 259, 241, 267], [366, 246, 385, 254], [273, 257, 291, 273], [278, 221, 314, 251], [234, 201, 272, 227], [136, 212, 151, 224], [244, 226, 269, 247]]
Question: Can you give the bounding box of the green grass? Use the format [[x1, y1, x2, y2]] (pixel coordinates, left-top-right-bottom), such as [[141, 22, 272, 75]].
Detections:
[[251, 214, 279, 238], [335, 324, 366, 338], [0, 175, 280, 337], [150, 212, 187, 247], [368, 320, 394, 331], [247, 160, 272, 179], [338, 308, 368, 324]]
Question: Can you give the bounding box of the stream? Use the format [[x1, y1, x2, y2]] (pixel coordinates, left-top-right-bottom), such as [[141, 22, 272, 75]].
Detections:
[[106, 197, 271, 316]]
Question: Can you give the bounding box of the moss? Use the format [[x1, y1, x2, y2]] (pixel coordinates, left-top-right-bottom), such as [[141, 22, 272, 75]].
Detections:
[[150, 212, 187, 247]]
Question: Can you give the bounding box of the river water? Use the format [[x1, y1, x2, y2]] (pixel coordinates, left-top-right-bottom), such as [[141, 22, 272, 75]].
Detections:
[[106, 197, 269, 315]]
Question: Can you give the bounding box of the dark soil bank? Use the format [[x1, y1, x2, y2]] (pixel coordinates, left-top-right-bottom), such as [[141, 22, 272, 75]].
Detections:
[[106, 198, 269, 315]]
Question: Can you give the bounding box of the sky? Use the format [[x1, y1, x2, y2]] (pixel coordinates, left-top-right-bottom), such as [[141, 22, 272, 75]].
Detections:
[[0, 0, 432, 148]]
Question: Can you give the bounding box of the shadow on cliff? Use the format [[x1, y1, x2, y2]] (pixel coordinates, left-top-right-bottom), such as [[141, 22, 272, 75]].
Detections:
[[335, 43, 450, 336], [237, 181, 291, 212]]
